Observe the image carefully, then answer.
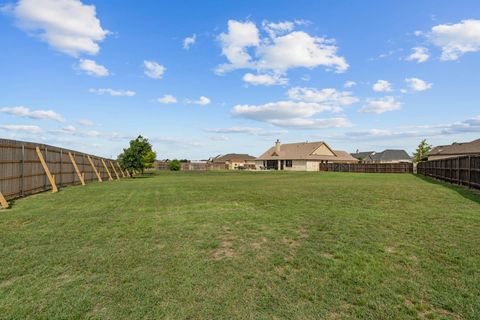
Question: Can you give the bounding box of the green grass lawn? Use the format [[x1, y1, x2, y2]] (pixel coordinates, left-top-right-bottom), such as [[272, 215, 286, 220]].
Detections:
[[1, 171, 479, 319]]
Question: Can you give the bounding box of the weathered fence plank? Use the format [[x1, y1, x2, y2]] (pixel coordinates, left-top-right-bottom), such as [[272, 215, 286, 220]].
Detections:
[[0, 139, 119, 201], [417, 155, 480, 189], [320, 162, 413, 173]]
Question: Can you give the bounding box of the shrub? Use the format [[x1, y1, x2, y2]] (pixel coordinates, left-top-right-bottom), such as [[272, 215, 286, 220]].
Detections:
[[168, 160, 181, 171]]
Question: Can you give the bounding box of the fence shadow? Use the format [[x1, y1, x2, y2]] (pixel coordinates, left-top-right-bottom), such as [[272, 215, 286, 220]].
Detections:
[[416, 175, 480, 205]]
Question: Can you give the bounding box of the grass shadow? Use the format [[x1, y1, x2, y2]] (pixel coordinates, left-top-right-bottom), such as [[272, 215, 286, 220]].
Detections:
[[416, 174, 480, 205]]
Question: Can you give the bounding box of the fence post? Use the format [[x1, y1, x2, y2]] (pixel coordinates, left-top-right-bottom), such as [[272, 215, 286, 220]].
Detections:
[[60, 149, 63, 187], [468, 156, 471, 188], [45, 147, 48, 191], [21, 144, 25, 197]]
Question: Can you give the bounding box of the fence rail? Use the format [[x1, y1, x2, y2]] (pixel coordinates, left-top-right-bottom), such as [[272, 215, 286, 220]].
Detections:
[[320, 162, 413, 173], [0, 138, 124, 204], [417, 155, 480, 189]]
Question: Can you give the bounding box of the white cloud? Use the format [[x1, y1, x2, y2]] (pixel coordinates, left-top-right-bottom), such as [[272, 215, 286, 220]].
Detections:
[[428, 19, 480, 61], [262, 20, 295, 38], [344, 80, 356, 88], [217, 20, 260, 73], [257, 31, 348, 73], [267, 117, 351, 129], [144, 60, 165, 79], [233, 101, 336, 121], [61, 125, 76, 133], [360, 96, 401, 114], [77, 59, 109, 77], [334, 115, 480, 141], [1, 106, 64, 121], [287, 87, 358, 108], [204, 127, 262, 134], [405, 77, 432, 92], [242, 73, 287, 86], [187, 96, 211, 105], [89, 88, 135, 96], [78, 119, 94, 126], [0, 124, 42, 133], [11, 0, 109, 56], [405, 47, 430, 63], [158, 94, 177, 104], [183, 34, 196, 49], [372, 80, 393, 92], [216, 20, 348, 76]]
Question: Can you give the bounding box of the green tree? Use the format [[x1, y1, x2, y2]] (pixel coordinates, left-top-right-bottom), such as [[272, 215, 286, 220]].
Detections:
[[118, 135, 156, 176], [413, 139, 432, 162], [168, 159, 181, 171]]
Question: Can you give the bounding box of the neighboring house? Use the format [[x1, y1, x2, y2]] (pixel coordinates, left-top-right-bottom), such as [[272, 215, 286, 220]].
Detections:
[[211, 153, 257, 170], [363, 149, 412, 163], [428, 139, 480, 160], [351, 150, 375, 162], [256, 140, 357, 171]]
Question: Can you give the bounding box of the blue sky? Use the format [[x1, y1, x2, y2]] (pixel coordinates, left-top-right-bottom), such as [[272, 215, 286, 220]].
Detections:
[[1, 0, 480, 159]]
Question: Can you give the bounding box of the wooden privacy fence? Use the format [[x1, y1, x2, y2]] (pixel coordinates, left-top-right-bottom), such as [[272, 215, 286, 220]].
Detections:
[[0, 138, 126, 208], [320, 162, 413, 173], [417, 155, 480, 189], [155, 161, 227, 171]]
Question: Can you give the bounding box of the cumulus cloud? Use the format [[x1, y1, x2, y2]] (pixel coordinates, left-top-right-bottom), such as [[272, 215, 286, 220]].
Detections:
[[89, 88, 135, 96], [0, 124, 42, 133], [242, 73, 288, 86], [10, 0, 109, 56], [262, 20, 295, 38], [217, 20, 260, 72], [372, 80, 393, 92], [344, 80, 356, 88], [287, 87, 358, 108], [216, 20, 348, 77], [1, 106, 64, 121], [405, 46, 430, 63], [232, 100, 350, 129], [360, 96, 401, 114], [428, 19, 480, 61], [187, 96, 211, 105], [144, 60, 165, 79], [157, 94, 177, 104], [77, 59, 109, 76], [405, 78, 432, 92], [78, 119, 94, 126], [183, 34, 196, 49]]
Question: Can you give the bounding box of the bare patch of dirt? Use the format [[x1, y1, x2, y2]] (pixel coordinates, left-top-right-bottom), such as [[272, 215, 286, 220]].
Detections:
[[212, 240, 236, 260], [282, 227, 309, 261], [385, 246, 396, 253], [252, 237, 267, 249], [321, 252, 335, 260]]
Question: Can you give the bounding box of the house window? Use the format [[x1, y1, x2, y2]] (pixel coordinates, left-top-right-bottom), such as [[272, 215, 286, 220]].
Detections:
[[286, 160, 293, 167]]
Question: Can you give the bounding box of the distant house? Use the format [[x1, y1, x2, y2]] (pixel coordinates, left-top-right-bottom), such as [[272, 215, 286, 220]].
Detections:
[[351, 151, 375, 162], [256, 140, 357, 171], [211, 153, 256, 170], [363, 149, 412, 163], [429, 139, 480, 160]]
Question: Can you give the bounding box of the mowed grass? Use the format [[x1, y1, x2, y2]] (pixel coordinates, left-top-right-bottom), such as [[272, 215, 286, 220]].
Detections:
[[0, 172, 479, 319]]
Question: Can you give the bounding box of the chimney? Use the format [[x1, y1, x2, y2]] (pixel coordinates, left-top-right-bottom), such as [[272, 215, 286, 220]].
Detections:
[[275, 139, 281, 154]]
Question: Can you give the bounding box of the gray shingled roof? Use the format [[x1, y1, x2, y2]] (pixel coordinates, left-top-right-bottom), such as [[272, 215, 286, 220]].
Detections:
[[351, 151, 375, 159], [429, 139, 480, 156], [366, 149, 411, 162]]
